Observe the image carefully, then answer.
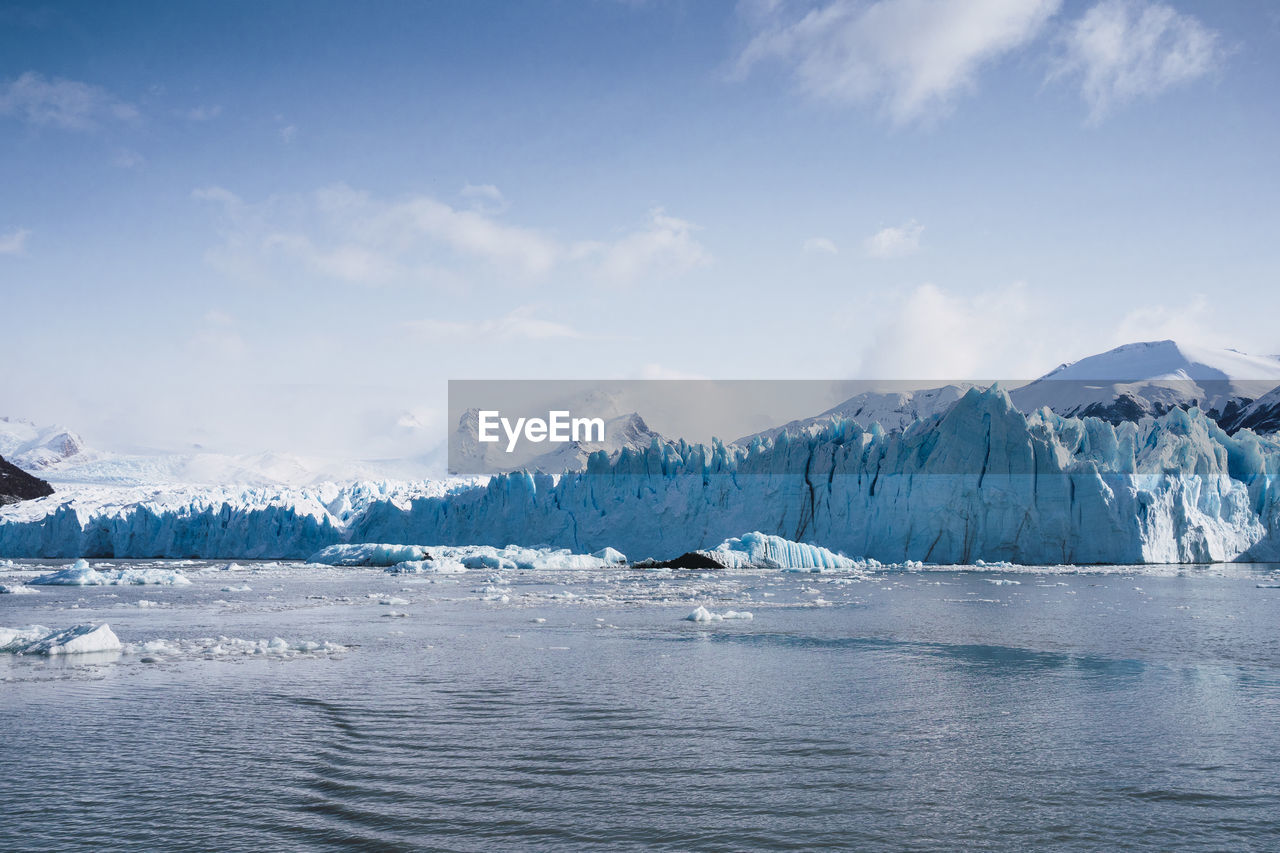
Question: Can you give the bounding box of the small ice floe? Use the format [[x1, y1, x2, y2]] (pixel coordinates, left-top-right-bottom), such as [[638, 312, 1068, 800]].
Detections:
[[127, 636, 345, 659], [1257, 583, 1280, 589], [136, 600, 161, 608], [30, 560, 192, 587], [219, 563, 247, 572], [0, 584, 37, 595], [379, 596, 409, 606], [221, 585, 252, 593], [985, 578, 1021, 586], [531, 617, 547, 624], [0, 623, 122, 655], [974, 559, 1015, 568], [381, 610, 408, 618], [684, 606, 754, 623], [387, 559, 467, 575]]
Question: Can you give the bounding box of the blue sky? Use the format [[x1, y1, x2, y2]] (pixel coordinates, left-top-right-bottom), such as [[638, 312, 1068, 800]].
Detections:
[[2, 0, 1278, 458]]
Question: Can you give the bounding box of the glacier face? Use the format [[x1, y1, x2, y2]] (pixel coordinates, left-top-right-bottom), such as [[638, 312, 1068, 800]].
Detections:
[[2, 387, 1279, 564], [0, 480, 474, 560], [355, 386, 1280, 565]]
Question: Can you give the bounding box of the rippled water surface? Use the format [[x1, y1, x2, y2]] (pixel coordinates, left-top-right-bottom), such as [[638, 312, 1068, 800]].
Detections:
[[3, 559, 1280, 851]]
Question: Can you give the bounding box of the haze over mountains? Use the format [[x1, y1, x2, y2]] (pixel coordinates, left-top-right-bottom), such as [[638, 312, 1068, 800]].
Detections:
[[6, 339, 1280, 563], [5, 340, 1280, 491], [732, 340, 1280, 448]]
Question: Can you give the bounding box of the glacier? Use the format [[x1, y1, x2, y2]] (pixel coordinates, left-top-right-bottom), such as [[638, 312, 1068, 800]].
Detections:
[[2, 386, 1280, 564], [351, 386, 1280, 564]]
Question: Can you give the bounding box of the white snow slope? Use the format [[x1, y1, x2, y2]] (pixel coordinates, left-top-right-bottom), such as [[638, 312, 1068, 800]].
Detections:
[[1009, 340, 1280, 424], [0, 417, 87, 470]]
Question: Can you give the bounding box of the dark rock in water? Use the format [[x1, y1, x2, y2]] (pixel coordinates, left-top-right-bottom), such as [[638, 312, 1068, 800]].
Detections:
[[653, 550, 729, 570], [0, 455, 54, 506]]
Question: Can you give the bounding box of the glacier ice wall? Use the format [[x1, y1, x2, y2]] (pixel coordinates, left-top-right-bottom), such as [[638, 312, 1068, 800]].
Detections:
[[2, 387, 1278, 563], [355, 387, 1279, 564]]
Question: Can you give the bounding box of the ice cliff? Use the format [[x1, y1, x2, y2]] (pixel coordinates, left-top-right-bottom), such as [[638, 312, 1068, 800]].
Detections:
[[353, 386, 1280, 564], [3, 387, 1279, 563]]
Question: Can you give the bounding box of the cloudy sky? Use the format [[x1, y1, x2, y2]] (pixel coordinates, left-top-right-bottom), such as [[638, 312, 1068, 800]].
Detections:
[[2, 0, 1278, 458]]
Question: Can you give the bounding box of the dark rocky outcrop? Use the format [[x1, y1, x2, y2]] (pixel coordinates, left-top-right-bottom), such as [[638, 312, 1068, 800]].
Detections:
[[0, 455, 54, 506]]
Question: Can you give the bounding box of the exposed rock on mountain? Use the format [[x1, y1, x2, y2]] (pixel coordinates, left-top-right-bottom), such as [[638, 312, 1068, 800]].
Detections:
[[0, 454, 54, 506]]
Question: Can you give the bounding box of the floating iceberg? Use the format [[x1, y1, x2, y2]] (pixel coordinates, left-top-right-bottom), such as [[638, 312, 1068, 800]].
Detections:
[[29, 559, 107, 585], [0, 584, 37, 594], [310, 542, 628, 572], [0, 622, 121, 655], [29, 559, 191, 586], [684, 606, 754, 622], [309, 543, 429, 566], [678, 532, 859, 571], [388, 558, 467, 574]]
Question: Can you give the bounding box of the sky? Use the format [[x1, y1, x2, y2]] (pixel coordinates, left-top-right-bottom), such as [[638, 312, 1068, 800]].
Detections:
[[2, 0, 1278, 460]]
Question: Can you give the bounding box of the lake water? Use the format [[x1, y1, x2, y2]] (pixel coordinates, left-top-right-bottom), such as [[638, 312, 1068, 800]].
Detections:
[[3, 559, 1279, 851]]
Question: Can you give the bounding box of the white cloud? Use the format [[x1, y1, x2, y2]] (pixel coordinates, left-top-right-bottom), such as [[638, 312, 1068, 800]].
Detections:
[[185, 104, 222, 121], [735, 0, 1061, 123], [406, 306, 585, 342], [195, 185, 709, 287], [637, 363, 710, 380], [1053, 0, 1223, 121], [0, 227, 31, 255], [865, 219, 923, 258], [189, 310, 248, 361], [855, 281, 1053, 378], [112, 148, 145, 169], [1111, 294, 1218, 348], [0, 71, 137, 130], [401, 196, 560, 277], [460, 183, 508, 213], [575, 208, 711, 285], [803, 236, 839, 254], [279, 124, 297, 142]]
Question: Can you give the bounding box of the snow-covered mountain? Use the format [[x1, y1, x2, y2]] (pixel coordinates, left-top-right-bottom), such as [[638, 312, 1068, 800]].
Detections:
[[450, 387, 667, 475], [1221, 384, 1280, 435], [733, 341, 1280, 443], [0, 417, 88, 470], [1008, 340, 1280, 426], [1, 415, 444, 487], [734, 384, 971, 446], [35, 448, 445, 488]]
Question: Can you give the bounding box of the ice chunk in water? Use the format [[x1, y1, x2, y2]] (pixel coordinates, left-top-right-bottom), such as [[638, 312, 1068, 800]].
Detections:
[[0, 622, 122, 655]]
